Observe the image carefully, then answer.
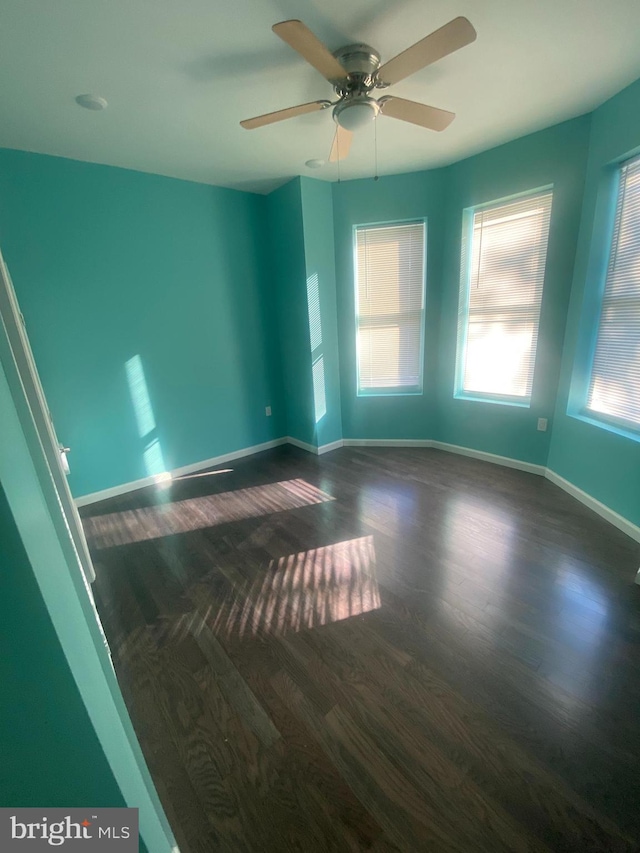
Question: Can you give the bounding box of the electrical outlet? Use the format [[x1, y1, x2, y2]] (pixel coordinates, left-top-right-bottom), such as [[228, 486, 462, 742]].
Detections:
[[265, 406, 272, 417], [537, 417, 548, 432]]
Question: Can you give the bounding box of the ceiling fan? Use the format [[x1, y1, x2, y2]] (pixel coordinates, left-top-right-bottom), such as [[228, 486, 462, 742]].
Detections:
[[240, 17, 477, 162]]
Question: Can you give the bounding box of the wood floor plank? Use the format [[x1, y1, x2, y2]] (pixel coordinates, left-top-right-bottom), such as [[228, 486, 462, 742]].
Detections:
[[86, 445, 640, 852], [271, 668, 467, 853], [191, 622, 281, 749], [286, 615, 631, 851]]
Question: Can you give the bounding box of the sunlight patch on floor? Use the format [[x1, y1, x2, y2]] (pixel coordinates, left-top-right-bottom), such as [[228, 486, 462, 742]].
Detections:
[[83, 479, 334, 548], [166, 536, 379, 641]]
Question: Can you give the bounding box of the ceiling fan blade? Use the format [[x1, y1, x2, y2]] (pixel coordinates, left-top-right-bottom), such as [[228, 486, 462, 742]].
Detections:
[[379, 97, 455, 131], [329, 126, 353, 162], [273, 20, 346, 83], [377, 16, 476, 86], [240, 100, 330, 130]]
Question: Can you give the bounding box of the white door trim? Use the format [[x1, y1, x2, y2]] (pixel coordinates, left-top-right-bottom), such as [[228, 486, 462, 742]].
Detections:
[[0, 249, 95, 582]]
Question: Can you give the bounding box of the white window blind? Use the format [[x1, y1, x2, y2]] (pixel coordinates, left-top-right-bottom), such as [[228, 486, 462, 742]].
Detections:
[[456, 190, 553, 401], [587, 156, 640, 428], [355, 221, 425, 394]]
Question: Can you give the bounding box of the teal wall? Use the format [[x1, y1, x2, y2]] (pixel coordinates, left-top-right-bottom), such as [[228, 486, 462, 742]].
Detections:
[[548, 78, 640, 526], [435, 116, 591, 463], [0, 483, 127, 808], [330, 117, 590, 459], [1, 81, 639, 527], [0, 150, 279, 498], [300, 177, 343, 447], [332, 168, 447, 439], [266, 178, 314, 445]]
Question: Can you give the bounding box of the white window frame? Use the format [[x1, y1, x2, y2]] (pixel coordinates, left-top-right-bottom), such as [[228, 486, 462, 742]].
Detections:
[[353, 220, 427, 397], [583, 154, 640, 435], [454, 187, 553, 406]]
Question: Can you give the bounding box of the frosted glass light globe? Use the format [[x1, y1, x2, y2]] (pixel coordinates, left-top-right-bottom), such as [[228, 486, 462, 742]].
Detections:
[[333, 99, 379, 131]]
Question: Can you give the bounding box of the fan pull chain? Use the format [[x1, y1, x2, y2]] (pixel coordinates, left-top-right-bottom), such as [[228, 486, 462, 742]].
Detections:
[[336, 128, 342, 183], [374, 116, 379, 181]]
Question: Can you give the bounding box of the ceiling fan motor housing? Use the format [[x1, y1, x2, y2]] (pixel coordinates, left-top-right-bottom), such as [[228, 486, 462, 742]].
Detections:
[[332, 43, 383, 130], [332, 43, 382, 93]]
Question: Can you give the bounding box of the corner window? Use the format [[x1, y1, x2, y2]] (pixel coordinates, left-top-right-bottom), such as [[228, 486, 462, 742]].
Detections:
[[454, 189, 553, 405], [586, 155, 640, 430], [354, 221, 426, 395]]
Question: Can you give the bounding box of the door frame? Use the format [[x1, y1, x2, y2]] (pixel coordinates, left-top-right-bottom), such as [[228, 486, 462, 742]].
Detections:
[[0, 248, 95, 583]]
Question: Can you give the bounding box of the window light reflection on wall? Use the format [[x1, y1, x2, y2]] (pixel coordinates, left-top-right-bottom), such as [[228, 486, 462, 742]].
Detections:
[[125, 354, 168, 479]]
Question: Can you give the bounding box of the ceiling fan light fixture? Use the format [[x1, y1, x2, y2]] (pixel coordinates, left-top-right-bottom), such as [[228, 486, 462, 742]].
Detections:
[[333, 97, 379, 132], [75, 93, 108, 111], [241, 16, 475, 162]]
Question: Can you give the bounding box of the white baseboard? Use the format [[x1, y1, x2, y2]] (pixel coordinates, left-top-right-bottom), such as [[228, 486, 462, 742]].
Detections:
[[285, 436, 344, 455], [431, 441, 547, 476], [318, 439, 344, 455], [75, 433, 640, 549], [544, 468, 640, 544], [75, 474, 158, 507], [342, 437, 544, 476], [285, 436, 319, 454], [171, 438, 287, 477], [74, 438, 288, 507], [342, 438, 638, 544], [343, 438, 434, 448]]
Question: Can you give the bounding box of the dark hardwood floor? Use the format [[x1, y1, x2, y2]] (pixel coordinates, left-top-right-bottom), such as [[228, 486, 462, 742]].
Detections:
[[82, 445, 640, 852]]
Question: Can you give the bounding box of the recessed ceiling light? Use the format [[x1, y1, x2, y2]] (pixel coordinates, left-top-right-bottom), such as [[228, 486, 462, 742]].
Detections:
[[305, 159, 325, 169], [75, 94, 108, 111]]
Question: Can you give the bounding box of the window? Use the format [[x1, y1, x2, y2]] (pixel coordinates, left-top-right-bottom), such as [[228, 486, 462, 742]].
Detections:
[[586, 155, 640, 430], [354, 221, 426, 395], [455, 189, 553, 404]]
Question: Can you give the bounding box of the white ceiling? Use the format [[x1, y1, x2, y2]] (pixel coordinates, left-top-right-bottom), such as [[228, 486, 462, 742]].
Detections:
[[1, 0, 640, 194]]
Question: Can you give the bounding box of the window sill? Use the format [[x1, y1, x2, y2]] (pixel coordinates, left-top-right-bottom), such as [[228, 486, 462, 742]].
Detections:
[[569, 410, 640, 444], [453, 392, 531, 409], [357, 389, 423, 398]]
